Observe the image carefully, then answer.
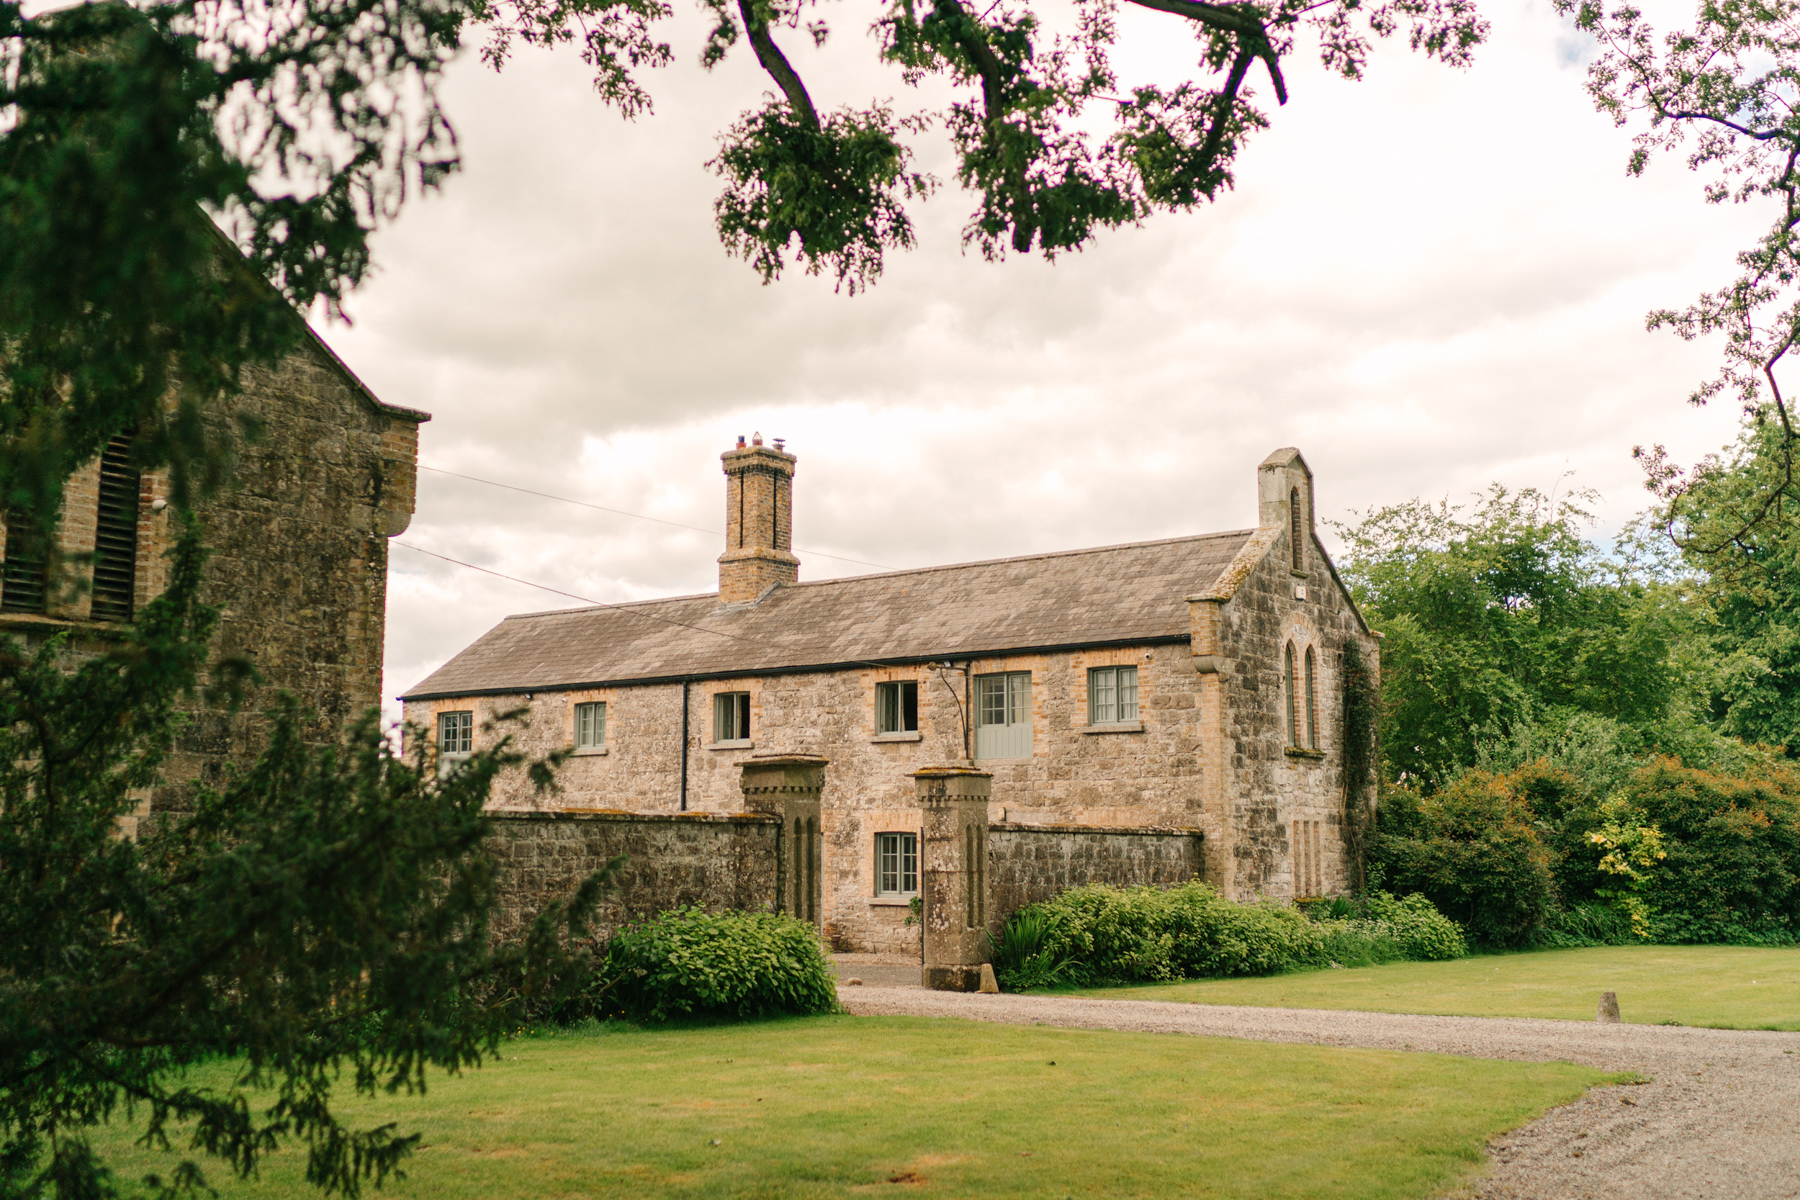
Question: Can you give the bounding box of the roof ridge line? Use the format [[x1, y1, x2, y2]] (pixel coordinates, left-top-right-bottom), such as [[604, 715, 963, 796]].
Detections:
[[498, 528, 1258, 621]]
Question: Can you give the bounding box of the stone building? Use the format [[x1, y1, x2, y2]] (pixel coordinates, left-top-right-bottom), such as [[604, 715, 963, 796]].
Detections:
[[402, 439, 1376, 955], [0, 325, 426, 819]]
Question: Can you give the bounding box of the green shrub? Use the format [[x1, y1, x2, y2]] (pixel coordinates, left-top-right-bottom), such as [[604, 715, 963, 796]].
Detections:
[[986, 905, 1072, 991], [1300, 892, 1468, 966], [604, 908, 839, 1022], [1370, 771, 1556, 947], [1531, 902, 1636, 948], [995, 884, 1467, 989], [1357, 891, 1470, 960], [1620, 759, 1800, 942], [1017, 882, 1322, 985]]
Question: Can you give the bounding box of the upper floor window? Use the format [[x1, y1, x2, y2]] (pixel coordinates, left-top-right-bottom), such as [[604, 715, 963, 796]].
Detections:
[[877, 680, 918, 734], [91, 434, 140, 623], [1, 510, 47, 615], [875, 831, 919, 897], [1, 433, 142, 622], [1089, 665, 1139, 725], [575, 701, 607, 751], [437, 710, 473, 778], [714, 691, 751, 742], [974, 671, 1032, 759]]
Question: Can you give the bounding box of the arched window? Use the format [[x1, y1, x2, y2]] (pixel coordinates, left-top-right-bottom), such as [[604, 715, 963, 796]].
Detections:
[[1304, 646, 1318, 749], [1290, 487, 1305, 571], [1283, 642, 1298, 746]]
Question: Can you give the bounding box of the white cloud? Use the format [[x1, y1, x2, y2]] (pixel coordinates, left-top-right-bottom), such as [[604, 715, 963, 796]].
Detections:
[[330, 0, 1758, 719]]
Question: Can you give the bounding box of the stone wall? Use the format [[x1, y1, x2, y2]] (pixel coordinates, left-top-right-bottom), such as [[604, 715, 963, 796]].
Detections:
[[1202, 453, 1379, 902], [486, 810, 781, 942], [481, 805, 1204, 959], [403, 640, 1209, 955], [157, 338, 422, 806], [0, 326, 423, 822], [986, 822, 1205, 930]]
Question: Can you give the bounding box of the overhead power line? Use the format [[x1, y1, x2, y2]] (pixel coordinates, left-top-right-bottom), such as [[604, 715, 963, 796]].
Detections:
[[417, 463, 892, 571], [390, 542, 957, 687], [393, 541, 776, 649]]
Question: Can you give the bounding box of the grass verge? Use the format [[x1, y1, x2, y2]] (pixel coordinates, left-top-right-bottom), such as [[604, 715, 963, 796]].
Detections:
[[84, 1016, 1614, 1199], [1063, 944, 1800, 1028]]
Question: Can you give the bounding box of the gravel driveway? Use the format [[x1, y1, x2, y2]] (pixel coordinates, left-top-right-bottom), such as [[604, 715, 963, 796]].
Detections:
[[838, 985, 1800, 1198]]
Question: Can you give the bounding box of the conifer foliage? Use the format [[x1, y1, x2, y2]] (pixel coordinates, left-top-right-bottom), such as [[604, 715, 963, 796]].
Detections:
[[0, 529, 608, 1200]]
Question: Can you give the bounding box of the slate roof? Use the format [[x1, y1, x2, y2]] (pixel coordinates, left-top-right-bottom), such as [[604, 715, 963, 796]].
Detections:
[[400, 530, 1255, 699]]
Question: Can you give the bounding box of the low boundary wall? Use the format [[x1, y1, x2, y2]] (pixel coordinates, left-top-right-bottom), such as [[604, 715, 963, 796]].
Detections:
[[987, 821, 1206, 932], [486, 809, 780, 941]]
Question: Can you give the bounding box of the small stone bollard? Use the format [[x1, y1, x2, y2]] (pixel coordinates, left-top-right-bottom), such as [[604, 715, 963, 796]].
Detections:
[[978, 963, 999, 994], [1597, 991, 1621, 1024]]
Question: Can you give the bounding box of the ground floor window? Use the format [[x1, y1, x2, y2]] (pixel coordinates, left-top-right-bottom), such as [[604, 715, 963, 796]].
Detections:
[[875, 831, 919, 896]]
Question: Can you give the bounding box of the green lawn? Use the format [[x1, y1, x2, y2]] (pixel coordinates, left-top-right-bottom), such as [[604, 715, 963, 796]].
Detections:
[[83, 1016, 1614, 1200], [1066, 944, 1800, 1029]]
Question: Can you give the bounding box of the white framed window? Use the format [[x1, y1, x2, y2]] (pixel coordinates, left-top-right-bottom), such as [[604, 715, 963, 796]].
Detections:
[[1088, 665, 1139, 725], [437, 710, 473, 778], [875, 832, 919, 896], [877, 680, 918, 734], [574, 700, 607, 751], [974, 671, 1032, 759], [714, 691, 751, 742]]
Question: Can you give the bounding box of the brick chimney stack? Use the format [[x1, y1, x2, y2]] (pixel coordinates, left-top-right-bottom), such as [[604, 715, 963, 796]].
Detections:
[[718, 434, 799, 603]]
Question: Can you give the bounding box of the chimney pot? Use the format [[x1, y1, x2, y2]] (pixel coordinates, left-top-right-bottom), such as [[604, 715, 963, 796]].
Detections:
[[753, 432, 763, 446], [736, 435, 746, 448], [773, 437, 785, 451]]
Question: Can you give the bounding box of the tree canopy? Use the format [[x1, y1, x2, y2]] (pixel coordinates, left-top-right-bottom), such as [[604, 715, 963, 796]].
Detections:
[[1563, 0, 1800, 538], [0, 0, 1493, 534], [468, 0, 1487, 291], [0, 0, 462, 541], [1665, 418, 1800, 747], [1331, 485, 1709, 788], [0, 529, 608, 1199]]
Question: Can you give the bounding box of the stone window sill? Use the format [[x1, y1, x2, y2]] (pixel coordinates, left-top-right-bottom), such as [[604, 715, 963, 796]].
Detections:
[[872, 731, 922, 743], [869, 895, 918, 906], [1083, 722, 1144, 735], [1285, 747, 1326, 760], [570, 746, 608, 757], [0, 611, 130, 638], [707, 739, 754, 751]]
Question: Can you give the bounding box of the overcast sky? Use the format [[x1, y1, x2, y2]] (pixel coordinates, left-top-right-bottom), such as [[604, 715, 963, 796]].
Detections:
[[312, 0, 1759, 717]]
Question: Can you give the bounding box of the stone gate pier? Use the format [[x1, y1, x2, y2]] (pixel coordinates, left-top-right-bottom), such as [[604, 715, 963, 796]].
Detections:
[[914, 766, 993, 991], [740, 754, 827, 928]]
